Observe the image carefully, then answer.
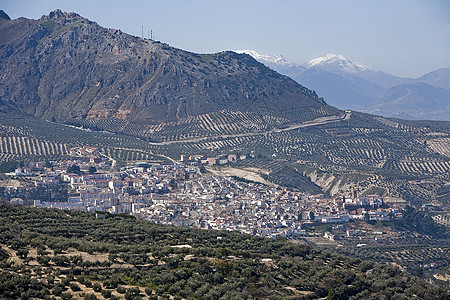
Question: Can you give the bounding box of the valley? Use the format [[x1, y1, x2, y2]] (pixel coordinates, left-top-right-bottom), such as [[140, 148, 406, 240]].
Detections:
[[0, 8, 449, 299]]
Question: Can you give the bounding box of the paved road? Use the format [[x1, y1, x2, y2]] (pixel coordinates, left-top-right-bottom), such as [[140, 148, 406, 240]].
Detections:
[[61, 111, 351, 147], [148, 112, 351, 145], [99, 152, 117, 167]]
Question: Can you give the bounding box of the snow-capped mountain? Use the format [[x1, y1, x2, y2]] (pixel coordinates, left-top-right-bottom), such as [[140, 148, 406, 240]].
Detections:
[[235, 50, 305, 77], [235, 50, 295, 67], [302, 53, 407, 89], [238, 50, 450, 121], [304, 53, 373, 74]]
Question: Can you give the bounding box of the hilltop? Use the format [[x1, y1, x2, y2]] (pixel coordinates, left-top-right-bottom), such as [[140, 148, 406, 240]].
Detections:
[[0, 10, 325, 124]]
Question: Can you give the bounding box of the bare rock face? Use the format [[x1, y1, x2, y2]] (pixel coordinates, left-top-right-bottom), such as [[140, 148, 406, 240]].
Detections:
[[0, 10, 10, 20], [0, 10, 326, 124]]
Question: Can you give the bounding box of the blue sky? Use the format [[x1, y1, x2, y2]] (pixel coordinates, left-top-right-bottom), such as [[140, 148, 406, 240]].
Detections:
[[3, 0, 449, 78]]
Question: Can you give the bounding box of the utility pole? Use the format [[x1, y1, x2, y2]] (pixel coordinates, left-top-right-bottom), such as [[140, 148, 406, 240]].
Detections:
[[141, 25, 143, 39]]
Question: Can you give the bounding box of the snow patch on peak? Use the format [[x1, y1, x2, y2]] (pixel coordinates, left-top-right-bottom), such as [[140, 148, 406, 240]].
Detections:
[[235, 50, 296, 66], [306, 54, 345, 67], [304, 54, 372, 73]]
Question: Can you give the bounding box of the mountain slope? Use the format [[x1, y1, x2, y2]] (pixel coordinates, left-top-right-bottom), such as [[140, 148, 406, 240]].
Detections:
[[0, 10, 10, 20], [241, 50, 450, 121], [0, 10, 325, 124], [305, 53, 373, 75], [372, 83, 450, 119], [416, 67, 450, 90], [304, 53, 409, 89], [295, 68, 381, 109]]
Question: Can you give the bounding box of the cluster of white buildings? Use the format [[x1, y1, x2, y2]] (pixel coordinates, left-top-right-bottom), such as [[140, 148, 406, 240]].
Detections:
[[134, 174, 401, 238], [5, 154, 403, 239]]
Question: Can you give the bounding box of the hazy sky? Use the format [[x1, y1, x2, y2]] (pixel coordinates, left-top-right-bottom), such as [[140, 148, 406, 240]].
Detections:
[[3, 0, 449, 78]]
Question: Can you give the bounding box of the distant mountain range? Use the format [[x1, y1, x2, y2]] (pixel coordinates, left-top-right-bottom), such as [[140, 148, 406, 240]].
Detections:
[[236, 50, 450, 121]]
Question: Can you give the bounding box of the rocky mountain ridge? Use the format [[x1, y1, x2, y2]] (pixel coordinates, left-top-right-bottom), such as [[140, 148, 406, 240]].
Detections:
[[0, 10, 326, 125], [0, 10, 10, 20]]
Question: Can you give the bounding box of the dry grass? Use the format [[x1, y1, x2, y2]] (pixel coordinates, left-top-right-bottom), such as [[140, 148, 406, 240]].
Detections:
[[207, 166, 273, 185]]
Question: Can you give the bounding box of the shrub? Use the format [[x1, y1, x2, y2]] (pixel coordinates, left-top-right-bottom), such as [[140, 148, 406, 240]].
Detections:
[[93, 282, 102, 292], [61, 292, 73, 300], [117, 286, 126, 294], [70, 283, 81, 292], [101, 289, 112, 298], [83, 294, 98, 300], [52, 285, 64, 296]]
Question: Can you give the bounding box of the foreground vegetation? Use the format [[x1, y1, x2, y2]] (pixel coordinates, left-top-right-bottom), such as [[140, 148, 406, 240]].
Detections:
[[0, 204, 447, 299]]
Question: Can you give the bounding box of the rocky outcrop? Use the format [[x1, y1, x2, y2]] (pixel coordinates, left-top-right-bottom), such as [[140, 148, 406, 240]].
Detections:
[[0, 10, 326, 124], [0, 10, 10, 20]]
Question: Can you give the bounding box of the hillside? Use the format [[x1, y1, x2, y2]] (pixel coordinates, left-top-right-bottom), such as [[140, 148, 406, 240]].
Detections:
[[0, 10, 449, 207], [0, 204, 447, 299], [0, 110, 449, 208], [0, 10, 325, 125]]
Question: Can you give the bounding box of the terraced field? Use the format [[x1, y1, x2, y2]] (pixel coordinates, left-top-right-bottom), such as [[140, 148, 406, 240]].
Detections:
[[0, 114, 167, 165], [76, 107, 340, 142], [427, 137, 450, 158], [340, 245, 450, 278], [101, 147, 165, 162], [0, 121, 71, 164], [0, 136, 68, 157], [158, 111, 450, 205], [0, 109, 449, 207]]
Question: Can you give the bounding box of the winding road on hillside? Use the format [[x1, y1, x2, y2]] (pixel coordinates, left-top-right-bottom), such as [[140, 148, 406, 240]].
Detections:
[[149, 111, 352, 145]]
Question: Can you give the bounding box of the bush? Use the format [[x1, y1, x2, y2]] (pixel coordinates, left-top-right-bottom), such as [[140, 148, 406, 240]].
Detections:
[[16, 248, 29, 259], [37, 255, 51, 265], [70, 282, 81, 292], [83, 294, 98, 300], [124, 287, 141, 300], [61, 292, 73, 300], [93, 282, 102, 292], [101, 289, 112, 298], [37, 248, 47, 256], [52, 285, 64, 296], [51, 255, 70, 267], [117, 286, 126, 294], [46, 275, 55, 286]]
